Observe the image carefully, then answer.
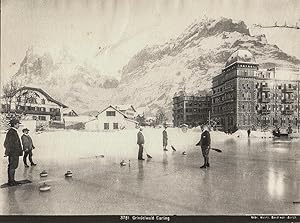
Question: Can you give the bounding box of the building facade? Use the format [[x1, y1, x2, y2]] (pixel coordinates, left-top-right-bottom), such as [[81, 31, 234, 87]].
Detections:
[[1, 86, 68, 122], [85, 105, 138, 131], [172, 91, 212, 127], [212, 49, 300, 132]]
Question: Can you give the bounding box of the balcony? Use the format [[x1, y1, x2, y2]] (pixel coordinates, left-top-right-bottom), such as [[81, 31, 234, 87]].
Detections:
[[259, 109, 271, 115], [225, 88, 235, 92], [261, 86, 270, 92], [259, 98, 270, 103], [282, 98, 294, 104], [11, 109, 60, 116], [282, 87, 294, 93], [282, 110, 294, 115]]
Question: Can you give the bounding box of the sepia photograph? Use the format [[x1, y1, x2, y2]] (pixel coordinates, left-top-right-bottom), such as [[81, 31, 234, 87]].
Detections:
[[0, 0, 299, 222]]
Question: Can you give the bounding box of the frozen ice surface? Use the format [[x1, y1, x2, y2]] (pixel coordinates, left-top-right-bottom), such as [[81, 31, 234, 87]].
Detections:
[[0, 128, 299, 215]]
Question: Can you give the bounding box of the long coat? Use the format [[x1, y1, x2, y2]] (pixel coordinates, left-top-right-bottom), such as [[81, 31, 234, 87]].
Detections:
[[163, 130, 168, 146], [200, 130, 211, 147], [137, 131, 145, 145], [21, 134, 35, 151], [4, 128, 23, 157]]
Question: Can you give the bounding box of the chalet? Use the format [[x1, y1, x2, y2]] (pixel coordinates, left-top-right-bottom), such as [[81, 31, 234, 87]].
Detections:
[[114, 105, 137, 120], [1, 86, 67, 122], [63, 108, 78, 117], [85, 105, 138, 131]]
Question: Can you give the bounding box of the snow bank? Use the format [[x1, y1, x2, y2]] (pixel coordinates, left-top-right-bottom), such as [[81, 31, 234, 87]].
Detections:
[[232, 130, 273, 138]]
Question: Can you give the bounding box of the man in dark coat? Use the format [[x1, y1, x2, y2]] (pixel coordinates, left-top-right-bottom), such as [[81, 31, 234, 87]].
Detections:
[[137, 127, 145, 160], [163, 126, 168, 151], [247, 129, 251, 137], [21, 128, 37, 167], [4, 119, 23, 186], [199, 125, 211, 169]]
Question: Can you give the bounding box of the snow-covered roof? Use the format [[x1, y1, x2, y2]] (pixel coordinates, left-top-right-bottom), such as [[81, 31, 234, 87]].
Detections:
[[270, 67, 300, 81], [12, 86, 68, 108], [225, 49, 257, 68], [63, 108, 78, 116], [114, 104, 136, 112], [96, 105, 127, 118]]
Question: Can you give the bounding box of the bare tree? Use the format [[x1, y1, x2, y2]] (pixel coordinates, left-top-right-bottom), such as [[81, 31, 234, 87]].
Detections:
[[2, 80, 22, 114], [155, 109, 167, 125]]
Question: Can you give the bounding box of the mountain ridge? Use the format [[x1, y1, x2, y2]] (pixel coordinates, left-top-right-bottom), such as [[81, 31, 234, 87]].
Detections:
[[11, 17, 300, 118]]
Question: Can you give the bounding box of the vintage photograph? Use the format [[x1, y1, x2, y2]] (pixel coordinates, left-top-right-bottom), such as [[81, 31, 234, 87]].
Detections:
[[0, 0, 299, 219]]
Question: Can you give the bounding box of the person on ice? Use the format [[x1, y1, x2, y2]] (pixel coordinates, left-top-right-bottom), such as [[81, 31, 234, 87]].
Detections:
[[163, 125, 168, 151], [199, 125, 211, 169], [137, 127, 145, 160], [247, 129, 251, 137], [4, 119, 23, 186], [21, 128, 37, 167]]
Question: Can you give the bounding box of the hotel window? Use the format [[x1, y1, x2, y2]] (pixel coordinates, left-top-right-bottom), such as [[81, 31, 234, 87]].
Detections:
[[41, 99, 45, 104], [104, 123, 109, 130], [32, 116, 37, 120], [113, 123, 118, 129]]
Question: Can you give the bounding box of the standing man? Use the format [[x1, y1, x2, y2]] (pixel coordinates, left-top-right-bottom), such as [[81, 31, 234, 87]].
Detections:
[[247, 129, 251, 137], [137, 127, 145, 160], [21, 128, 37, 167], [4, 119, 23, 186], [199, 125, 211, 169], [163, 125, 168, 151]]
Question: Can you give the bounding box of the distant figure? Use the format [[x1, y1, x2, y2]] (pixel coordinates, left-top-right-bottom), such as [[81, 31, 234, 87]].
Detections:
[[163, 126, 168, 151], [137, 127, 145, 160], [21, 128, 37, 167], [199, 125, 211, 169], [287, 125, 293, 134], [247, 129, 251, 137], [4, 119, 23, 186]]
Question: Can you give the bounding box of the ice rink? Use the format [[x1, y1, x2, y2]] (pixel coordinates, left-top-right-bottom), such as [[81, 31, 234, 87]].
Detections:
[[0, 128, 299, 215]]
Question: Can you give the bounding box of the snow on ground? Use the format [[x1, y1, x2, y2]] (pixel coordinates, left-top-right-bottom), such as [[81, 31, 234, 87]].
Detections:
[[0, 127, 299, 215], [232, 130, 274, 138]]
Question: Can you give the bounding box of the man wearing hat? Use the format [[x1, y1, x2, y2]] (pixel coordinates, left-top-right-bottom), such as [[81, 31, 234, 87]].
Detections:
[[4, 119, 23, 186], [137, 127, 145, 160], [21, 128, 37, 167], [199, 125, 211, 169]]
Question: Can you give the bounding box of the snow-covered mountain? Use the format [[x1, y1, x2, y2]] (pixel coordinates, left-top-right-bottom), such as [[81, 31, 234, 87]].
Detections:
[[12, 17, 300, 117], [13, 47, 119, 111], [114, 17, 300, 117]]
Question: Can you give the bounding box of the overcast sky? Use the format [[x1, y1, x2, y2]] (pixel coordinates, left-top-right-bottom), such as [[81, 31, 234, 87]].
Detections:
[[1, 0, 300, 81]]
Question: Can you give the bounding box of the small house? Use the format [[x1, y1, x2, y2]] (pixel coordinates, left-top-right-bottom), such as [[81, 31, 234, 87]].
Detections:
[[85, 105, 138, 131]]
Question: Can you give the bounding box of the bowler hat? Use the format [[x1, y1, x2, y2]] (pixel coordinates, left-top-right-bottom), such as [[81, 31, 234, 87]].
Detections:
[[22, 128, 30, 133], [9, 119, 21, 126]]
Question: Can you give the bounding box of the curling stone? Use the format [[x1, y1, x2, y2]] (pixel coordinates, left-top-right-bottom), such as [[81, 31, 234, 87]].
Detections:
[[120, 160, 126, 166], [182, 151, 187, 155], [40, 170, 48, 177], [64, 170, 73, 178], [39, 183, 51, 192]]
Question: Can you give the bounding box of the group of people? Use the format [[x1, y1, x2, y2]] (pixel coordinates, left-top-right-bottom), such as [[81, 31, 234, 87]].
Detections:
[[136, 125, 211, 169], [4, 119, 36, 186], [3, 119, 211, 186]]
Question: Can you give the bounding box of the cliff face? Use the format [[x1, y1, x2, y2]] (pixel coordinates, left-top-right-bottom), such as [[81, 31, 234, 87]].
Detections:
[[13, 18, 300, 116]]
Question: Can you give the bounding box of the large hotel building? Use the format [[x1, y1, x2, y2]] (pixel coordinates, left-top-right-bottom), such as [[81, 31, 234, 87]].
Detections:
[[172, 90, 211, 127], [211, 49, 300, 132]]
